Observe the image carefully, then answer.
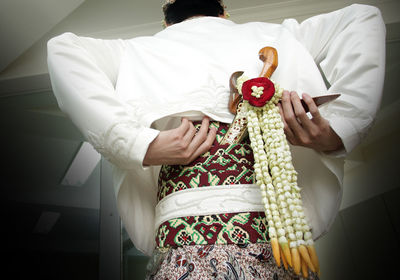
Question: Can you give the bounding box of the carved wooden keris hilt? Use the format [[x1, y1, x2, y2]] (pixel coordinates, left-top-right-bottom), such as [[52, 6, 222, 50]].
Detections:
[[221, 47, 278, 144]]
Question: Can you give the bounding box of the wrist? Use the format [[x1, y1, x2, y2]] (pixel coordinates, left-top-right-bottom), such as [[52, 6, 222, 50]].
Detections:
[[321, 127, 344, 152]]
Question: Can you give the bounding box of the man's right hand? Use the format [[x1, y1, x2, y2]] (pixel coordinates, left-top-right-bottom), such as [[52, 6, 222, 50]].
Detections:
[[143, 117, 217, 166]]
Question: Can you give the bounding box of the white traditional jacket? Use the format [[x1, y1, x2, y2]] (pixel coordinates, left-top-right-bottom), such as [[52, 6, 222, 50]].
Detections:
[[47, 4, 385, 255]]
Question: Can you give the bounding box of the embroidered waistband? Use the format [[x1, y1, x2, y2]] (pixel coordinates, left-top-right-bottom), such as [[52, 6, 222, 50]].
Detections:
[[154, 185, 268, 248], [155, 184, 264, 230]]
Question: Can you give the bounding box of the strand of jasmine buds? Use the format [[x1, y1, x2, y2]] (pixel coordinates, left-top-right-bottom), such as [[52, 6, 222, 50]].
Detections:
[[257, 103, 293, 266], [261, 105, 295, 240], [260, 96, 317, 274], [273, 120, 314, 249], [263, 85, 296, 261], [245, 102, 283, 267], [267, 87, 312, 251], [293, 189, 320, 275], [260, 104, 304, 273]]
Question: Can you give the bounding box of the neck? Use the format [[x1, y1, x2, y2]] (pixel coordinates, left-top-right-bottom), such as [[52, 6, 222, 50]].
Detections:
[[165, 13, 227, 27]]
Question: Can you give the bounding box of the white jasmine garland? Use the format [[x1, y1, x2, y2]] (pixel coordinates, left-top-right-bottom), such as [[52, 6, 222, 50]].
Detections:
[[237, 75, 315, 253]]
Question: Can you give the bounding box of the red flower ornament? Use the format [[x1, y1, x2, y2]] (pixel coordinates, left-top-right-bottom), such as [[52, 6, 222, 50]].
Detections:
[[242, 77, 275, 107]]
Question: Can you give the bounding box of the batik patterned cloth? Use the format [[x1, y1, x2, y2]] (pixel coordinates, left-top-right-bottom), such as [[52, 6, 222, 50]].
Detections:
[[151, 121, 317, 279], [157, 122, 255, 202], [156, 122, 263, 248], [146, 243, 318, 280], [156, 211, 269, 248]]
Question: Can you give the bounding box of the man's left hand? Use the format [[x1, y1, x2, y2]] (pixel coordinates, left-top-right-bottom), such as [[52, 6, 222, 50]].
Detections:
[[278, 90, 343, 153]]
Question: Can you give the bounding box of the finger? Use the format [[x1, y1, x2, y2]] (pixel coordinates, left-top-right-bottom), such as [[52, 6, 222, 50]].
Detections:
[[281, 91, 304, 142], [187, 117, 210, 151], [176, 118, 191, 135], [281, 91, 300, 128], [290, 92, 308, 124], [284, 91, 306, 135], [278, 103, 296, 141], [281, 90, 293, 116], [189, 126, 217, 162], [198, 116, 211, 136], [302, 93, 323, 123], [181, 120, 197, 144], [291, 92, 316, 132]]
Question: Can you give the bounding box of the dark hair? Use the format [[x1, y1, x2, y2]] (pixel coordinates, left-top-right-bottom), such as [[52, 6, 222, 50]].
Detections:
[[163, 0, 225, 25]]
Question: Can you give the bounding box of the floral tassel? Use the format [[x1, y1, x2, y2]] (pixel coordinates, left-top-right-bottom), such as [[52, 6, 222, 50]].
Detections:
[[237, 74, 319, 278]]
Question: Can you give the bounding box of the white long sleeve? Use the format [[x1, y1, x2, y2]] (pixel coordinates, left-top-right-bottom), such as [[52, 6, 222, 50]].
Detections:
[[282, 4, 386, 154], [47, 32, 159, 170]]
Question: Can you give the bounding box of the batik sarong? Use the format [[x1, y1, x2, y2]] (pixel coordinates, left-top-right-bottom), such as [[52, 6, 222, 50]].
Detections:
[[147, 122, 318, 279]]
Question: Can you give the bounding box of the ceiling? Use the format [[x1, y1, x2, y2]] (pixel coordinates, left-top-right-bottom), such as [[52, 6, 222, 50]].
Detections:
[[0, 0, 282, 76], [1, 0, 399, 264], [0, 0, 85, 73], [6, 0, 399, 80]]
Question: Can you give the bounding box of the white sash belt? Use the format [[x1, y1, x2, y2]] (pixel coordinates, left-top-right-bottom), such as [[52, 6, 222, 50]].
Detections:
[[154, 184, 264, 230]]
